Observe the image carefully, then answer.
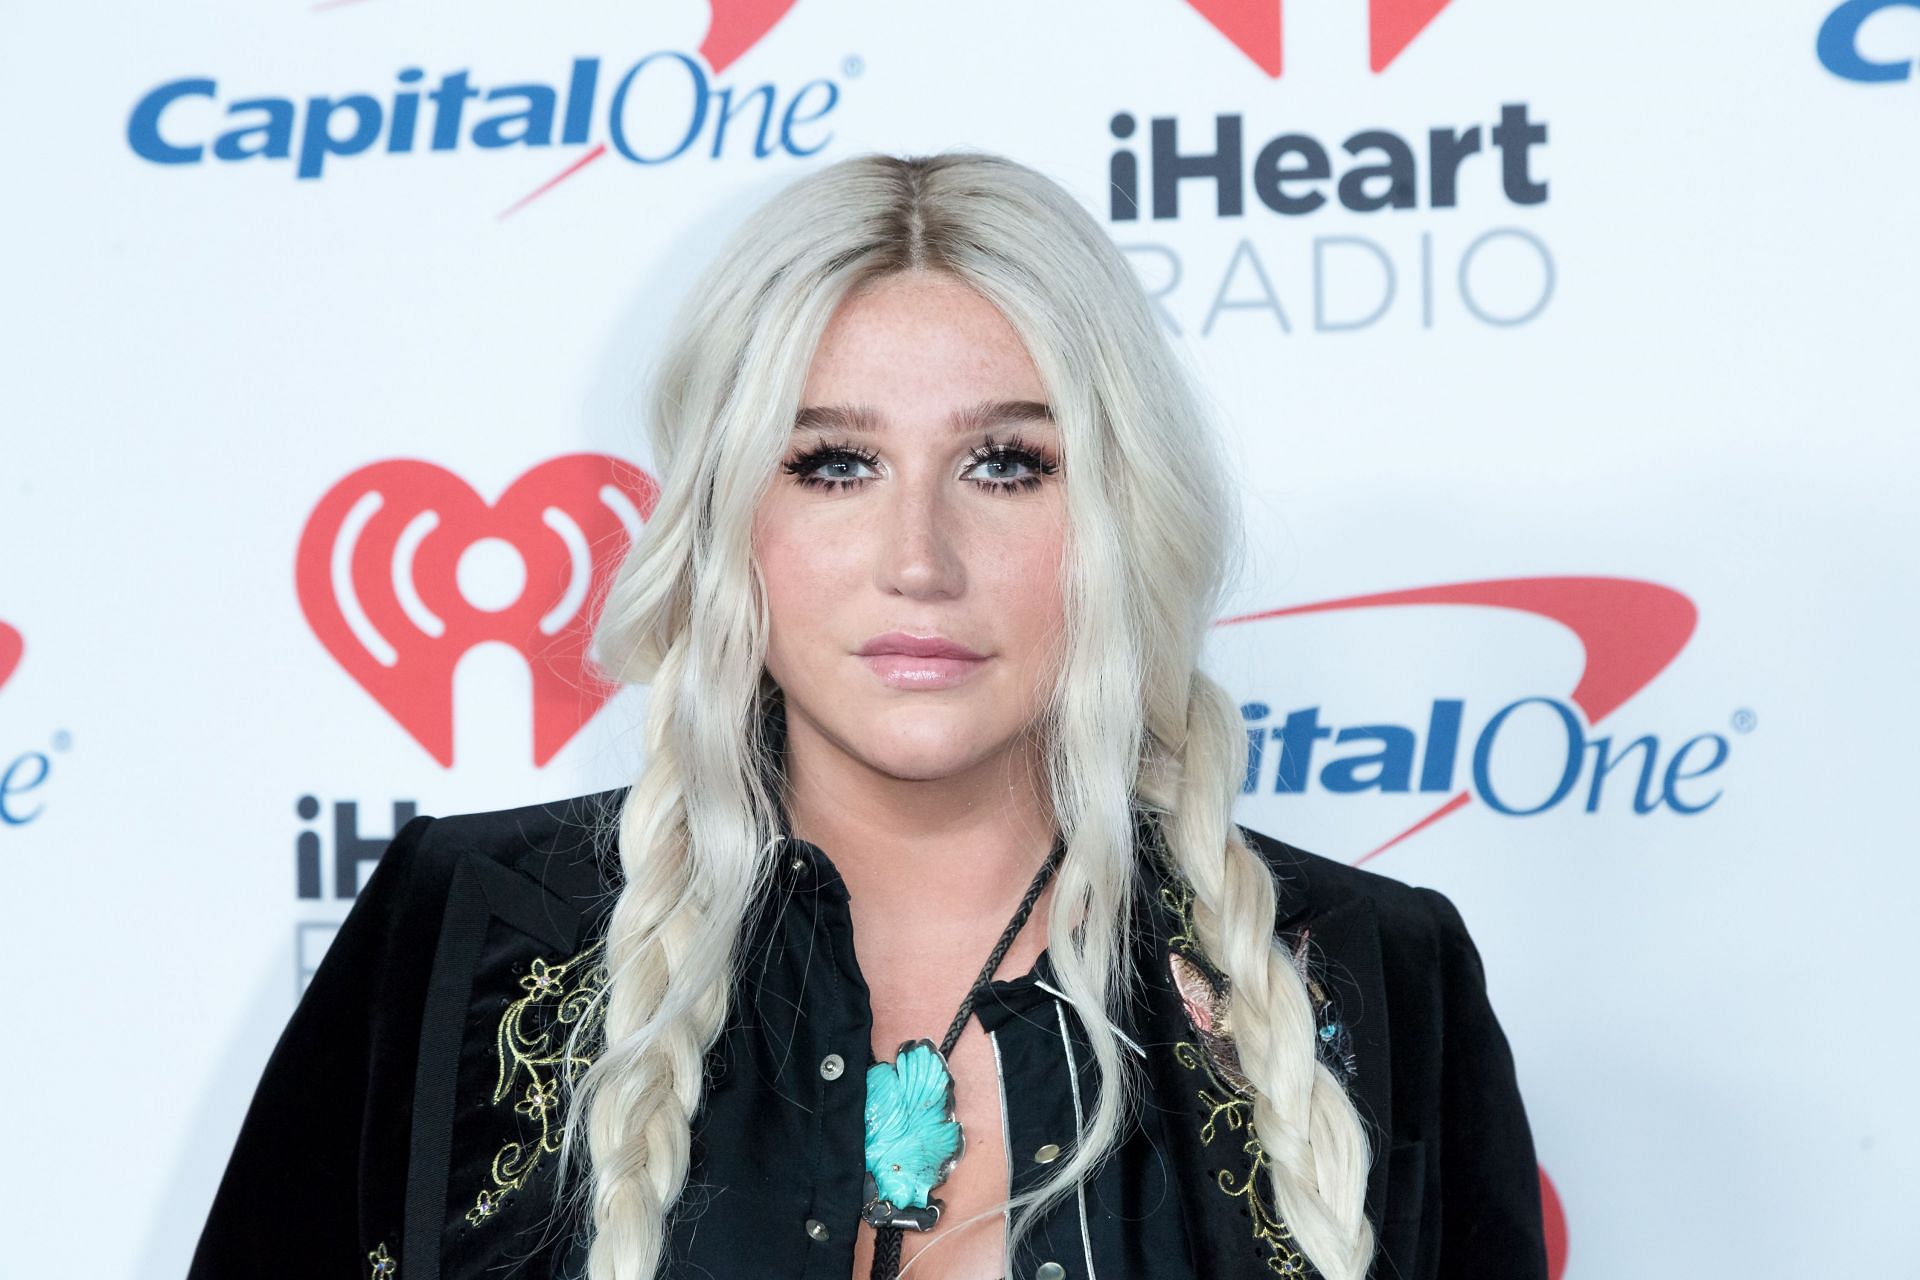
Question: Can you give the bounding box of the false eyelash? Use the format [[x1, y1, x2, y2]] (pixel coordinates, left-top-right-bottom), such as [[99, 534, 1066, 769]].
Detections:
[[781, 433, 1060, 494], [781, 438, 883, 489], [965, 433, 1060, 493]]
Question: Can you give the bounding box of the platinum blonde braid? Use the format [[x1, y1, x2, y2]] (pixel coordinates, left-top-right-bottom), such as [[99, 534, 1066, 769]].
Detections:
[[1148, 670, 1377, 1280]]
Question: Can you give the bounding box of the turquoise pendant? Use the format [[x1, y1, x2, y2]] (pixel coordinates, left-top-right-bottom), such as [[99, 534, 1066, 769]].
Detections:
[[860, 1038, 965, 1230]]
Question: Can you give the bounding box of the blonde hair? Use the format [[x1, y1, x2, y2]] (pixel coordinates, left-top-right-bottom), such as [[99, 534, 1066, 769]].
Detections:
[[544, 151, 1376, 1280]]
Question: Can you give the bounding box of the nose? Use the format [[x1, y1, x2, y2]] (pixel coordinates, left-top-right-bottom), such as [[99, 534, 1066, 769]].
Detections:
[[873, 472, 964, 600]]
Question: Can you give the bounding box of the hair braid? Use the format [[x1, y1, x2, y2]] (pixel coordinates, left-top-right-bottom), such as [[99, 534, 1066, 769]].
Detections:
[[1150, 670, 1376, 1280], [547, 637, 760, 1280]]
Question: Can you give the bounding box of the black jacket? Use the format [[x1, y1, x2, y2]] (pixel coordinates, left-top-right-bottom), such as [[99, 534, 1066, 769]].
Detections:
[[187, 787, 1547, 1280]]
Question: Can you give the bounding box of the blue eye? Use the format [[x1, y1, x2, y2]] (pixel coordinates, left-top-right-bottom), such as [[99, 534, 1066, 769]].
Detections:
[[780, 434, 1061, 495], [782, 441, 882, 490], [961, 434, 1060, 495]]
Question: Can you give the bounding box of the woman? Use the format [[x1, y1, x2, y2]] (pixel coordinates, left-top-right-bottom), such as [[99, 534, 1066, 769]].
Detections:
[[189, 152, 1546, 1280]]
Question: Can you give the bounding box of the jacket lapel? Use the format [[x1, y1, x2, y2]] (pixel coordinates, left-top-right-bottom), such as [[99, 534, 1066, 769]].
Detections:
[[402, 847, 592, 1280]]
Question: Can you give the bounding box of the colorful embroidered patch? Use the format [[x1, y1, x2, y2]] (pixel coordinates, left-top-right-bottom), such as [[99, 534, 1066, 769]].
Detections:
[[1160, 869, 1358, 1277]]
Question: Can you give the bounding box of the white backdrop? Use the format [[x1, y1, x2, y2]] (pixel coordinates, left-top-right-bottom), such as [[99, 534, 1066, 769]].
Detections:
[[3, 1, 1916, 1276]]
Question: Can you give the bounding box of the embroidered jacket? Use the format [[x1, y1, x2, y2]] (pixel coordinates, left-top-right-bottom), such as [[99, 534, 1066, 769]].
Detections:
[[186, 787, 1548, 1280]]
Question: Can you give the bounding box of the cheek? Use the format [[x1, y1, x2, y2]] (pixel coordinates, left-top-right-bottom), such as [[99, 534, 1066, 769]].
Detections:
[[987, 520, 1068, 654], [754, 512, 851, 658]]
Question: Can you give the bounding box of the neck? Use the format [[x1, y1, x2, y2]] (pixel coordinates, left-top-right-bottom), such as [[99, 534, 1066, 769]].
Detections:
[[779, 719, 1059, 933]]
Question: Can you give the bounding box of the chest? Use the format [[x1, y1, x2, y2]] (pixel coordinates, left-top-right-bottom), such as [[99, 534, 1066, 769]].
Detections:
[[855, 932, 1053, 1278], [484, 867, 1392, 1280]]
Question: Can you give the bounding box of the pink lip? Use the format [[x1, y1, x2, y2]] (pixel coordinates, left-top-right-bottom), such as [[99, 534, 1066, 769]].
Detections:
[[858, 653, 986, 689], [855, 631, 986, 660], [855, 632, 988, 690]]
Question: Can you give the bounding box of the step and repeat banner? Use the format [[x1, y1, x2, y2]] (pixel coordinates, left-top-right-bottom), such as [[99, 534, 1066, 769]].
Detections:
[[3, 1, 1915, 1276]]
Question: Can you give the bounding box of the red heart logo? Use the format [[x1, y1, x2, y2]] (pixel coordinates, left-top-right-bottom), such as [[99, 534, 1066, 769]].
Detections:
[[295, 455, 659, 767]]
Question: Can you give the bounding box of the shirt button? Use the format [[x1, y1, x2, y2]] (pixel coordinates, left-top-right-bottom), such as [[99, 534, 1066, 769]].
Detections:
[[789, 854, 807, 873], [805, 1218, 831, 1242], [1033, 1142, 1062, 1164], [1036, 1264, 1066, 1280], [820, 1053, 845, 1080]]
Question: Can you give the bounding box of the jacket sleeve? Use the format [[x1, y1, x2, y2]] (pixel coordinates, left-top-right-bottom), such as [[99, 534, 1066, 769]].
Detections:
[[187, 813, 441, 1279], [1417, 887, 1549, 1280]]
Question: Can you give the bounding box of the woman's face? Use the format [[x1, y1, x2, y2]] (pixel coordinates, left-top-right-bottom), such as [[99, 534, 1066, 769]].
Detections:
[[752, 270, 1067, 786]]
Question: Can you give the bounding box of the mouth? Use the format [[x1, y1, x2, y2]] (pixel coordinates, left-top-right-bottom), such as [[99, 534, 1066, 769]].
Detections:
[[854, 631, 990, 690]]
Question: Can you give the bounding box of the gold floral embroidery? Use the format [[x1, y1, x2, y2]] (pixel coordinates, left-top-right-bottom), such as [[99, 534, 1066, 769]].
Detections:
[[466, 935, 610, 1226], [367, 1241, 396, 1279], [1161, 873, 1313, 1277]]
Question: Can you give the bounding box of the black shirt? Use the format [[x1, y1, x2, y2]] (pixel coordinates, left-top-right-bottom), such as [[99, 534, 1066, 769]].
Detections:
[[187, 787, 1548, 1280]]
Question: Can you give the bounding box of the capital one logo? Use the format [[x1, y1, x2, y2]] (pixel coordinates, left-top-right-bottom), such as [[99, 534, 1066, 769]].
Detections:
[[1226, 576, 1729, 866], [1183, 0, 1459, 75], [295, 457, 658, 767]]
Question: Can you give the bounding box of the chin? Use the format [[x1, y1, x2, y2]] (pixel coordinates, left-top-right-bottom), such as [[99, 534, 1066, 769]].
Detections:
[[850, 712, 1004, 780]]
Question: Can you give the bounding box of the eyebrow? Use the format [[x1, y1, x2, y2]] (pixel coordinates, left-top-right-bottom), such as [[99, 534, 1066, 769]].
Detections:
[[792, 399, 1055, 435]]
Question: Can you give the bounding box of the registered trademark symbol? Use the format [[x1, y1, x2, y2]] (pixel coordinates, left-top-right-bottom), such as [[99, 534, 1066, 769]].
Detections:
[[1730, 708, 1756, 734], [843, 54, 864, 78], [50, 729, 72, 752]]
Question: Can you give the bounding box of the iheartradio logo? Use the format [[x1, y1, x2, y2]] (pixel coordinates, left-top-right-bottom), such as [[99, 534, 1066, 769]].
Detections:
[[295, 456, 658, 767]]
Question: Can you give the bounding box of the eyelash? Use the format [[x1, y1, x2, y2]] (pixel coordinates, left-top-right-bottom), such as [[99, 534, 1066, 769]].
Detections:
[[781, 433, 1061, 495]]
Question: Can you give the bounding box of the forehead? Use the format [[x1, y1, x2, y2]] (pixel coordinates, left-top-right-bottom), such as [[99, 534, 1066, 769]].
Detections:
[[799, 272, 1049, 411]]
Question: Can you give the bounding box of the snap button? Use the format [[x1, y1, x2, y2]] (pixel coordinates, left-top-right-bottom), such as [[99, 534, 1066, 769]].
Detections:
[[820, 1052, 845, 1080], [1036, 1263, 1066, 1280], [1033, 1142, 1062, 1164], [805, 1217, 830, 1242]]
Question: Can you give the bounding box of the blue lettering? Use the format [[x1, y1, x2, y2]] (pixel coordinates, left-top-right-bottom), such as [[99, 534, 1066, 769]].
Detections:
[[298, 94, 383, 179], [562, 57, 600, 144], [213, 98, 294, 161], [780, 78, 839, 157], [1419, 698, 1462, 791], [1662, 733, 1729, 814], [1473, 696, 1584, 816], [713, 83, 778, 159], [1271, 706, 1331, 794], [0, 750, 50, 825], [1585, 734, 1662, 814], [609, 51, 708, 164], [128, 77, 215, 165], [1321, 725, 1416, 793], [1818, 0, 1919, 81], [389, 68, 425, 153], [428, 70, 479, 150], [473, 84, 557, 148], [130, 55, 837, 178], [1233, 693, 1729, 814]]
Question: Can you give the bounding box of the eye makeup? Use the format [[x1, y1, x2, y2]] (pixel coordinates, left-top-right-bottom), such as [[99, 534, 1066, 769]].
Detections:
[[781, 432, 1060, 495]]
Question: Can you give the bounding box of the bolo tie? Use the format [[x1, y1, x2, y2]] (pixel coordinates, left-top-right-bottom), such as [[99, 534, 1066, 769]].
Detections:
[[861, 832, 1066, 1280]]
